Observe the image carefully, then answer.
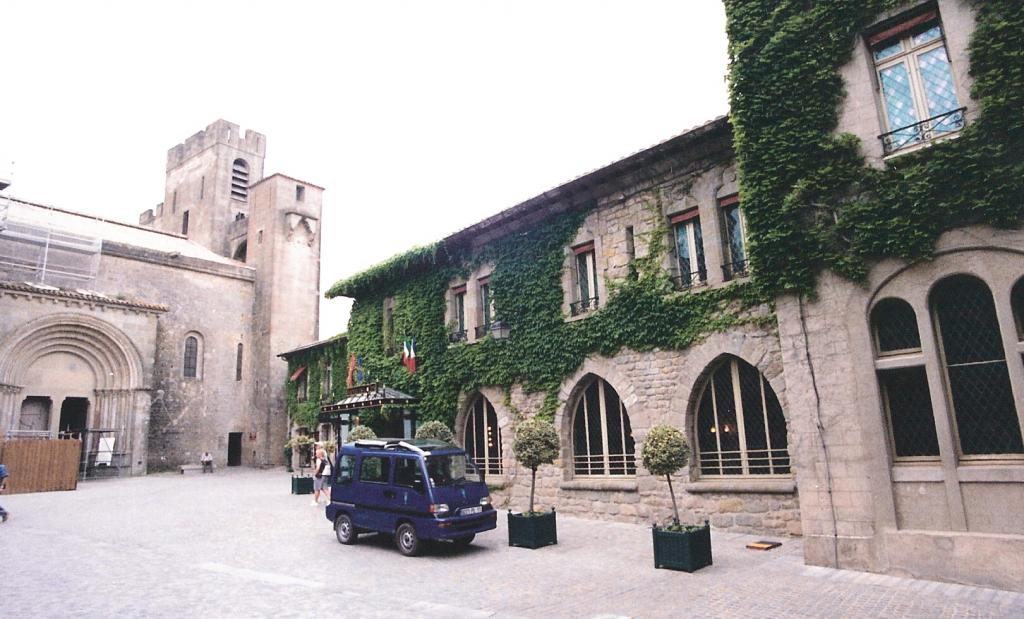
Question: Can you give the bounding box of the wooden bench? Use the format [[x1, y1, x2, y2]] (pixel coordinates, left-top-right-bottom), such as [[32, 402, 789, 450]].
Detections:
[[179, 463, 215, 474]]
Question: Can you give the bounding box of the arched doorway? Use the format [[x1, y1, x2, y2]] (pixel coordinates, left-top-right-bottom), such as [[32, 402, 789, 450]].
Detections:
[[0, 313, 149, 475]]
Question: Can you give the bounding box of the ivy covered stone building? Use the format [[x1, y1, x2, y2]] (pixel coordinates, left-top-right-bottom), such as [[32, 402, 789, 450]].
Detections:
[[0, 119, 323, 473], [296, 0, 1022, 591]]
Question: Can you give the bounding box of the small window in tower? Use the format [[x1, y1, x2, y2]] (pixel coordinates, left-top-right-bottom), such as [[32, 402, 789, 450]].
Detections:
[[182, 211, 189, 235], [172, 190, 178, 213], [232, 159, 250, 202], [296, 185, 305, 202], [200, 176, 205, 201]]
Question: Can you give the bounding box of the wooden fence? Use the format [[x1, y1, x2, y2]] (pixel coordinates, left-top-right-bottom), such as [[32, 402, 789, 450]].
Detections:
[[0, 439, 80, 494]]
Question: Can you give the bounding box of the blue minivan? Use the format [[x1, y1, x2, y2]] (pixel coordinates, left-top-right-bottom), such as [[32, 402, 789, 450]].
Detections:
[[325, 438, 496, 556]]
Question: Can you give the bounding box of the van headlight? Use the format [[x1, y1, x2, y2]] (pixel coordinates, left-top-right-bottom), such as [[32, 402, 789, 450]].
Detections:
[[479, 496, 491, 506], [429, 503, 450, 516]]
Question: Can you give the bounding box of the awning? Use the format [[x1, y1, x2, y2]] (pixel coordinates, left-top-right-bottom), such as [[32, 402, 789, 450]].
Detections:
[[318, 383, 420, 424], [290, 365, 307, 382]]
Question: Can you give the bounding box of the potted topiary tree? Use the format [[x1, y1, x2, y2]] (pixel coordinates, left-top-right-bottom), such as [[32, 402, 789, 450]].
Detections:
[[642, 425, 712, 572], [508, 417, 559, 549], [415, 420, 456, 444]]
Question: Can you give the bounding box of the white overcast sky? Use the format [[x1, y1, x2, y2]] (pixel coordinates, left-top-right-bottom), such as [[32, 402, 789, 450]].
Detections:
[[1, 1, 729, 339]]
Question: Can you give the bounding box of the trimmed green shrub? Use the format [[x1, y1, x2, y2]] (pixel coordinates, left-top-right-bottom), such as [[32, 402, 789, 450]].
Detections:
[[641, 425, 690, 525], [347, 425, 377, 441], [512, 418, 559, 513], [415, 420, 456, 444]]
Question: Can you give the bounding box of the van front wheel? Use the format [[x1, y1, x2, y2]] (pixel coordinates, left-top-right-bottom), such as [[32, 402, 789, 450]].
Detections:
[[335, 514, 356, 545], [395, 523, 421, 556]]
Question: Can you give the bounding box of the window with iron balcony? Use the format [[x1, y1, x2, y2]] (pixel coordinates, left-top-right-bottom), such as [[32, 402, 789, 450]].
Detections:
[[669, 208, 707, 290], [449, 284, 468, 343], [570, 241, 599, 317], [719, 194, 748, 281], [870, 8, 965, 156], [474, 276, 497, 339]]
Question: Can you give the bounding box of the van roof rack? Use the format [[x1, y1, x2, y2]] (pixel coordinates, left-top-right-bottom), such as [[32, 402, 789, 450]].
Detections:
[[350, 438, 453, 454]]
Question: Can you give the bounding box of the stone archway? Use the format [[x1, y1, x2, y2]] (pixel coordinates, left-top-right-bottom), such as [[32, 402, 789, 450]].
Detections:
[[0, 313, 151, 475]]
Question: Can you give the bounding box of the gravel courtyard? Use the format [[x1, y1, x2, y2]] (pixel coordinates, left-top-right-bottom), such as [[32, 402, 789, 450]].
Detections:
[[0, 468, 1021, 618]]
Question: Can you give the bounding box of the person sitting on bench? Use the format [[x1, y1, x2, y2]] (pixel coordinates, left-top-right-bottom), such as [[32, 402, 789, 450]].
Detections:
[[200, 451, 214, 473]]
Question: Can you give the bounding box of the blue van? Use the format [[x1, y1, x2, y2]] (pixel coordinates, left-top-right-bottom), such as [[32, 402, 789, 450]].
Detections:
[[325, 438, 496, 556]]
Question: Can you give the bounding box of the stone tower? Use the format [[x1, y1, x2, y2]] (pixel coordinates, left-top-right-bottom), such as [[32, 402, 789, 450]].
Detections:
[[246, 174, 323, 465], [137, 120, 322, 467], [139, 119, 266, 257]]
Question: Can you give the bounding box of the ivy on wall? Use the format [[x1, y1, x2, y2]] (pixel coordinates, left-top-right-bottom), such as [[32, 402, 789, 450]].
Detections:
[[725, 0, 1024, 294], [328, 198, 769, 428], [283, 335, 348, 429], [315, 0, 1022, 431]]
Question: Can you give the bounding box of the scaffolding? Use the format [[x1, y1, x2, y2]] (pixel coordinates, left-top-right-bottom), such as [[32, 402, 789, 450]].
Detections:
[[0, 216, 101, 287]]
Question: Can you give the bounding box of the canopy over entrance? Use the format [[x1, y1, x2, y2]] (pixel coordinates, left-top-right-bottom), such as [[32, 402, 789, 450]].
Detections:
[[318, 383, 420, 435]]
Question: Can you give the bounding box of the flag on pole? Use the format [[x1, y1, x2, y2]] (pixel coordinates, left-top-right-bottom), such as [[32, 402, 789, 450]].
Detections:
[[402, 337, 417, 373], [346, 353, 356, 388]]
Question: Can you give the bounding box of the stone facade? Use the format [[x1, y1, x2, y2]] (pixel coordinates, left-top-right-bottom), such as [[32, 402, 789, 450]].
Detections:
[[0, 120, 323, 474], [300, 0, 1022, 593]]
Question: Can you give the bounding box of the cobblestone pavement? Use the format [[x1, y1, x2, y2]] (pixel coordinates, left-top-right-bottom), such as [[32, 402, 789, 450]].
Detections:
[[1, 469, 1021, 618]]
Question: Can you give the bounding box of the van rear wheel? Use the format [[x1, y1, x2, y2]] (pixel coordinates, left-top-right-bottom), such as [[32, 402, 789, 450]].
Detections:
[[395, 522, 421, 556], [335, 514, 356, 545]]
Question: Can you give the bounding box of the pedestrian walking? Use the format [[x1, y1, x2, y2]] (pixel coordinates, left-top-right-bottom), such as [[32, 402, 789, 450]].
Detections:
[[311, 445, 330, 506], [0, 463, 9, 523]]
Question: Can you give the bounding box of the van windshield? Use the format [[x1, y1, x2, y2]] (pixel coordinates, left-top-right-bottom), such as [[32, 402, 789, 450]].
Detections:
[[425, 454, 482, 487]]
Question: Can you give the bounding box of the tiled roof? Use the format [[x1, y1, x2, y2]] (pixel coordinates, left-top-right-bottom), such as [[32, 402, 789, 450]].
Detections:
[[0, 281, 168, 312]]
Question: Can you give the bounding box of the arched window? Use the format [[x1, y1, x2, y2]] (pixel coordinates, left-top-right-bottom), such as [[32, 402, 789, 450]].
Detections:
[[931, 276, 1023, 455], [184, 336, 200, 379], [231, 158, 249, 202], [696, 356, 789, 476], [571, 377, 636, 476], [464, 395, 502, 474], [871, 298, 921, 355], [872, 297, 939, 459]]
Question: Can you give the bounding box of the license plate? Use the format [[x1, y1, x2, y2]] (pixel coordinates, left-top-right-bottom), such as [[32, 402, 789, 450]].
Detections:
[[461, 506, 482, 515]]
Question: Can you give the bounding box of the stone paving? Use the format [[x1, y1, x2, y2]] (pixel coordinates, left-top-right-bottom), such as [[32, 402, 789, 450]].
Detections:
[[0, 468, 1021, 618]]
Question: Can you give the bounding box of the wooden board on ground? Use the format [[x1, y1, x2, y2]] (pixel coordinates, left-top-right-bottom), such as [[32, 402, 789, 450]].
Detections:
[[0, 439, 80, 494], [746, 541, 782, 551]]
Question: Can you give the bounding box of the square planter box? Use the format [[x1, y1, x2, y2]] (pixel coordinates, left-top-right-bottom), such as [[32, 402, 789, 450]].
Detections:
[[291, 475, 314, 495], [652, 521, 712, 572], [508, 509, 558, 549]]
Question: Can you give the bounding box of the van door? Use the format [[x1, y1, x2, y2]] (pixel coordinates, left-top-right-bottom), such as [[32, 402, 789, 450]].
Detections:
[[393, 456, 431, 526], [354, 455, 392, 533]]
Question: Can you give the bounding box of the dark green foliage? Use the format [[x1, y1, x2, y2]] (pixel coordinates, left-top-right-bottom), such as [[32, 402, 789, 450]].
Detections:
[[282, 336, 348, 429], [415, 420, 456, 444], [337, 205, 770, 429], [724, 0, 1024, 294], [324, 2, 1022, 437]]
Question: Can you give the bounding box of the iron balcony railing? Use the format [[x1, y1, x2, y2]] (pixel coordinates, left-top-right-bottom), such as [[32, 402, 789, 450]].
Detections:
[[722, 259, 749, 281], [570, 296, 600, 317], [471, 455, 504, 475], [572, 453, 637, 476], [448, 329, 468, 344], [879, 106, 967, 155], [697, 448, 791, 476], [672, 268, 708, 291]]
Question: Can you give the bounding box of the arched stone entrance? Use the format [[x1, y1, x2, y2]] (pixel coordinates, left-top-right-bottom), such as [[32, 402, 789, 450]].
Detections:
[[0, 313, 151, 475]]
